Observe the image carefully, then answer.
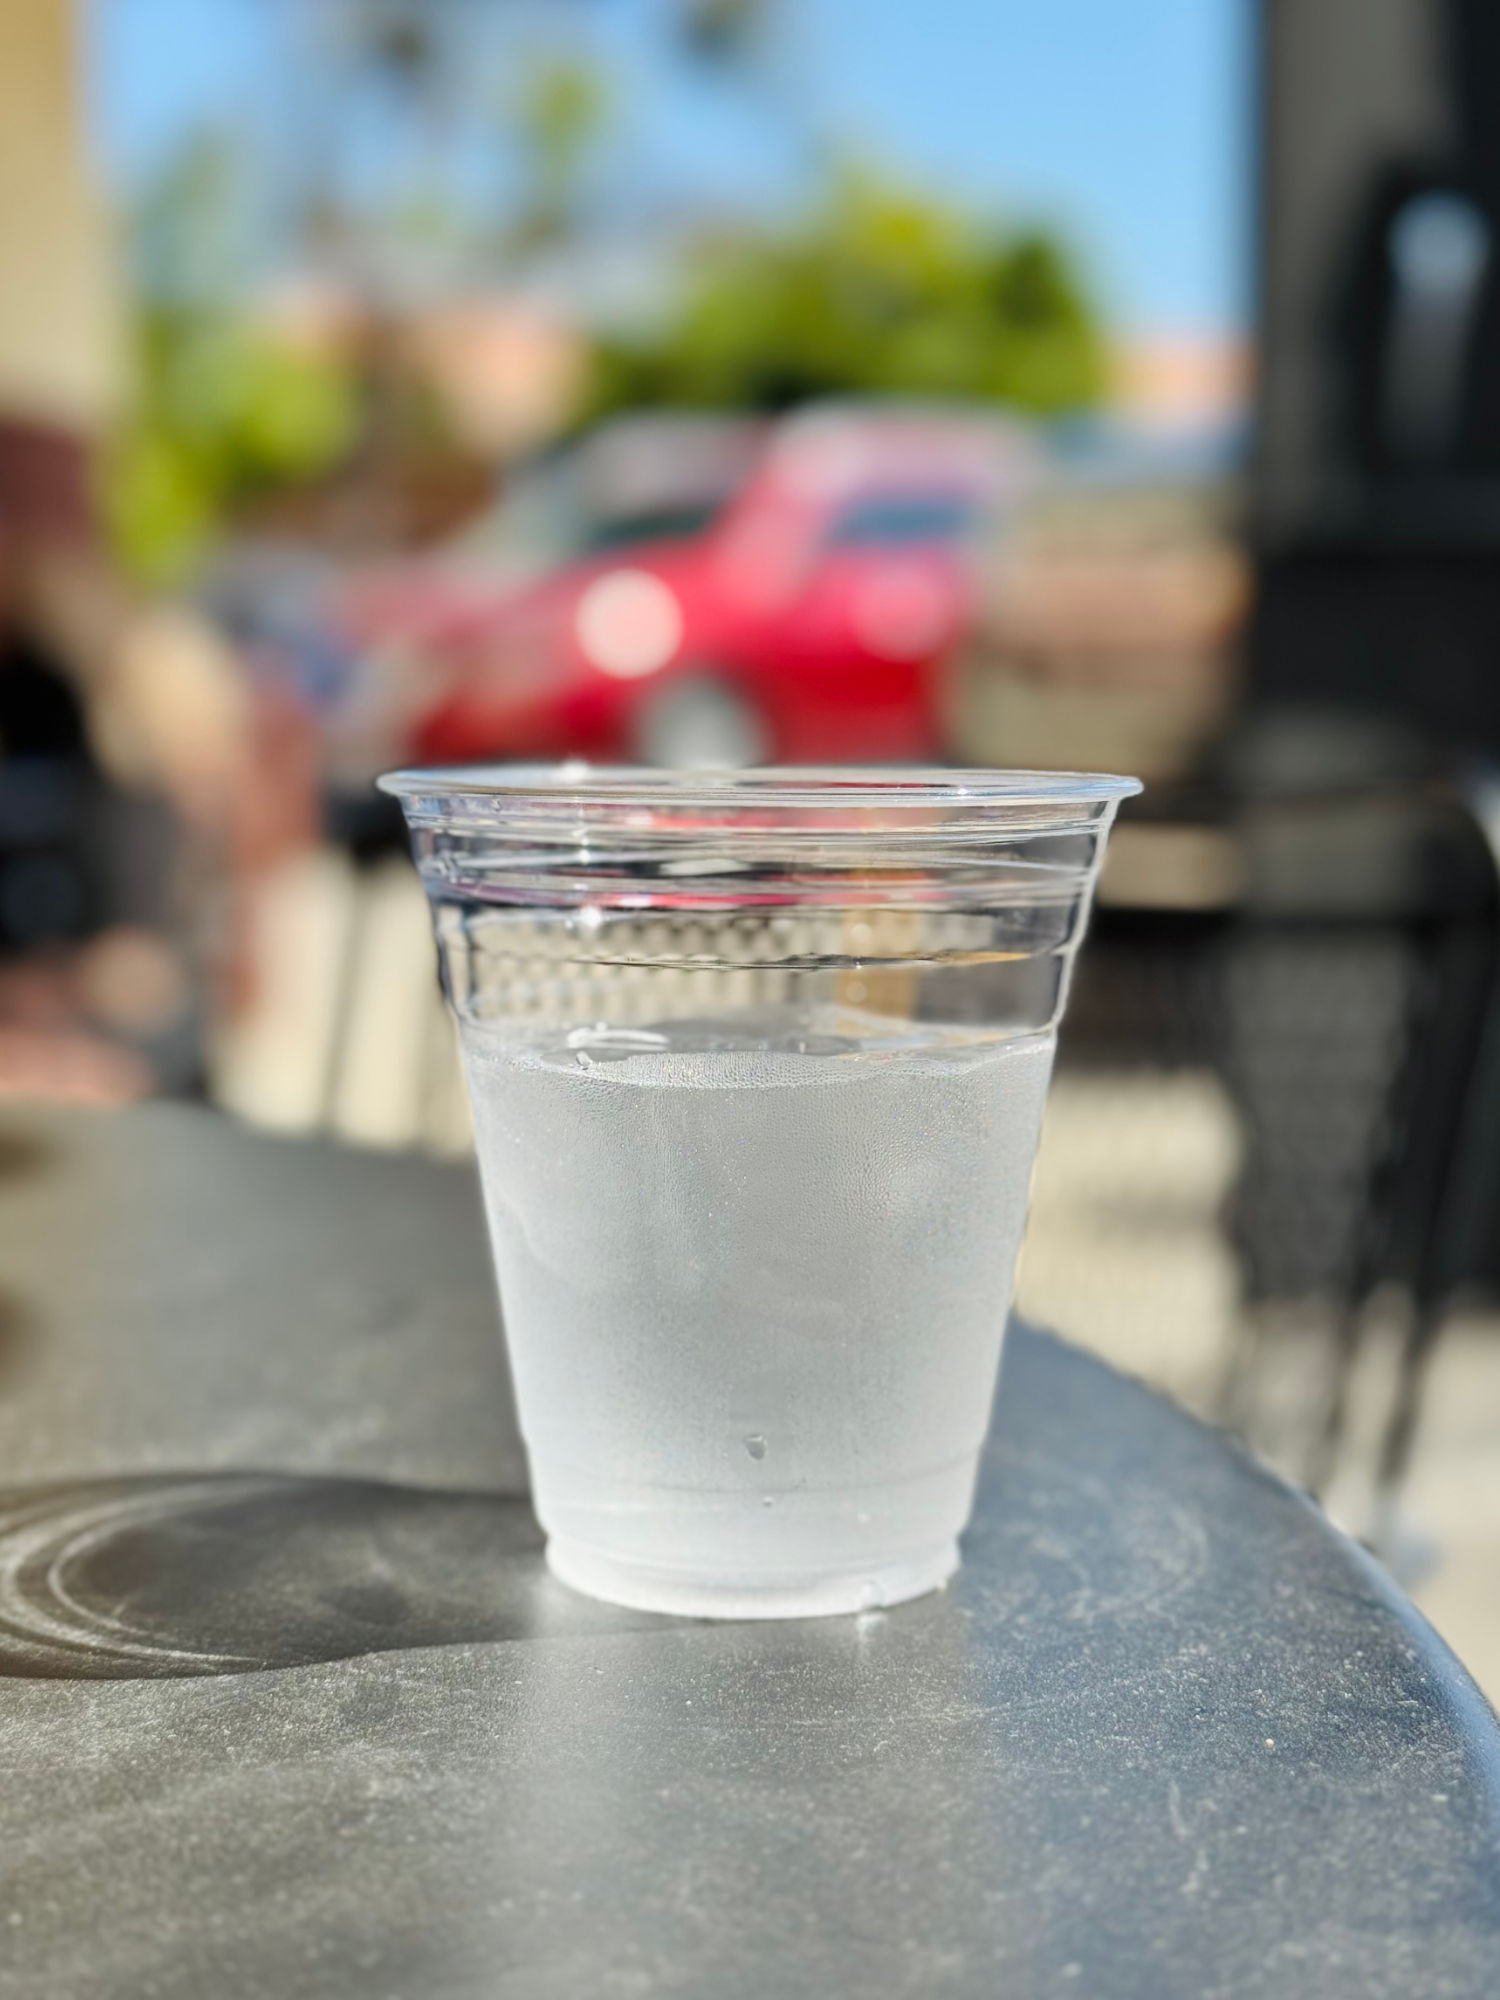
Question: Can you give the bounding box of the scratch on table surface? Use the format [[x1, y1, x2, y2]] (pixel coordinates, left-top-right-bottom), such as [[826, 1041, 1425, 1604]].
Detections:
[[1168, 1777, 1210, 1897]]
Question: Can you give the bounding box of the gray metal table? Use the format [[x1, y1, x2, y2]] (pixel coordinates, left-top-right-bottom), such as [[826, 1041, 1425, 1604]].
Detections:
[[0, 1102, 1498, 1999]]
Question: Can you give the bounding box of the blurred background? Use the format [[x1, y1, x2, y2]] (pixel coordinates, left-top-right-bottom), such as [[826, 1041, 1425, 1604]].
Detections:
[[8, 0, 1500, 1693]]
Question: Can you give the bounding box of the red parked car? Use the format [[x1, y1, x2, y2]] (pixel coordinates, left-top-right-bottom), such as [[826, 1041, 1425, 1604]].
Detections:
[[327, 404, 1033, 771]]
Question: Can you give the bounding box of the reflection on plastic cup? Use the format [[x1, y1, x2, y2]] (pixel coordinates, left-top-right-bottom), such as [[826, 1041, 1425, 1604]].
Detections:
[[383, 765, 1139, 1619]]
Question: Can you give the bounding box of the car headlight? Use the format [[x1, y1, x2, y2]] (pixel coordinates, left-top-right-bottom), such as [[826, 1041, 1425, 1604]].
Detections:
[[574, 569, 683, 679]]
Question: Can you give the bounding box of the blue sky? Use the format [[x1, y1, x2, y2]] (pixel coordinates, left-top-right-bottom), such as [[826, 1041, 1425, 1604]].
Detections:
[[85, 0, 1252, 335]]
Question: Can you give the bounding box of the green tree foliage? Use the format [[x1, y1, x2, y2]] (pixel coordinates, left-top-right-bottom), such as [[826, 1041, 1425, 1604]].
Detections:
[[585, 173, 1107, 420], [105, 134, 359, 584], [104, 312, 360, 584], [509, 57, 611, 254]]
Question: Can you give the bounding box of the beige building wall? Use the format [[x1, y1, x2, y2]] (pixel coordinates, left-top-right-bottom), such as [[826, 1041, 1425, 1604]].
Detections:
[[0, 0, 122, 429]]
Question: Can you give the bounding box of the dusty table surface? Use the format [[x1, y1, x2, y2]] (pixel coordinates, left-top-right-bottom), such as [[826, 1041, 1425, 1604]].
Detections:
[[0, 1101, 1497, 2000]]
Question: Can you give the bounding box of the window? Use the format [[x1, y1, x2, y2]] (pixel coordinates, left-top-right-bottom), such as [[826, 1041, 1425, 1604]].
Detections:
[[824, 493, 977, 548]]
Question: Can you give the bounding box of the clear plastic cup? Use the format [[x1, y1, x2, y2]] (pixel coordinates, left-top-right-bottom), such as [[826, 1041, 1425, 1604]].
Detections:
[[382, 765, 1139, 1618]]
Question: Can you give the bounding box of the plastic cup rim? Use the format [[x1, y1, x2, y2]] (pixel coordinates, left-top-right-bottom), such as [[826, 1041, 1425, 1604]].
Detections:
[[378, 763, 1143, 816]]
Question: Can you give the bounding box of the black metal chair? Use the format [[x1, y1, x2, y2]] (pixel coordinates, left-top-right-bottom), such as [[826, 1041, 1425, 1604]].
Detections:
[[1214, 765, 1500, 1503], [1366, 772, 1500, 1496]]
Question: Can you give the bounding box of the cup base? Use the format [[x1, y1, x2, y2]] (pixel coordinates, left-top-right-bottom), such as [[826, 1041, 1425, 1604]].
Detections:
[[544, 1536, 960, 1620]]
